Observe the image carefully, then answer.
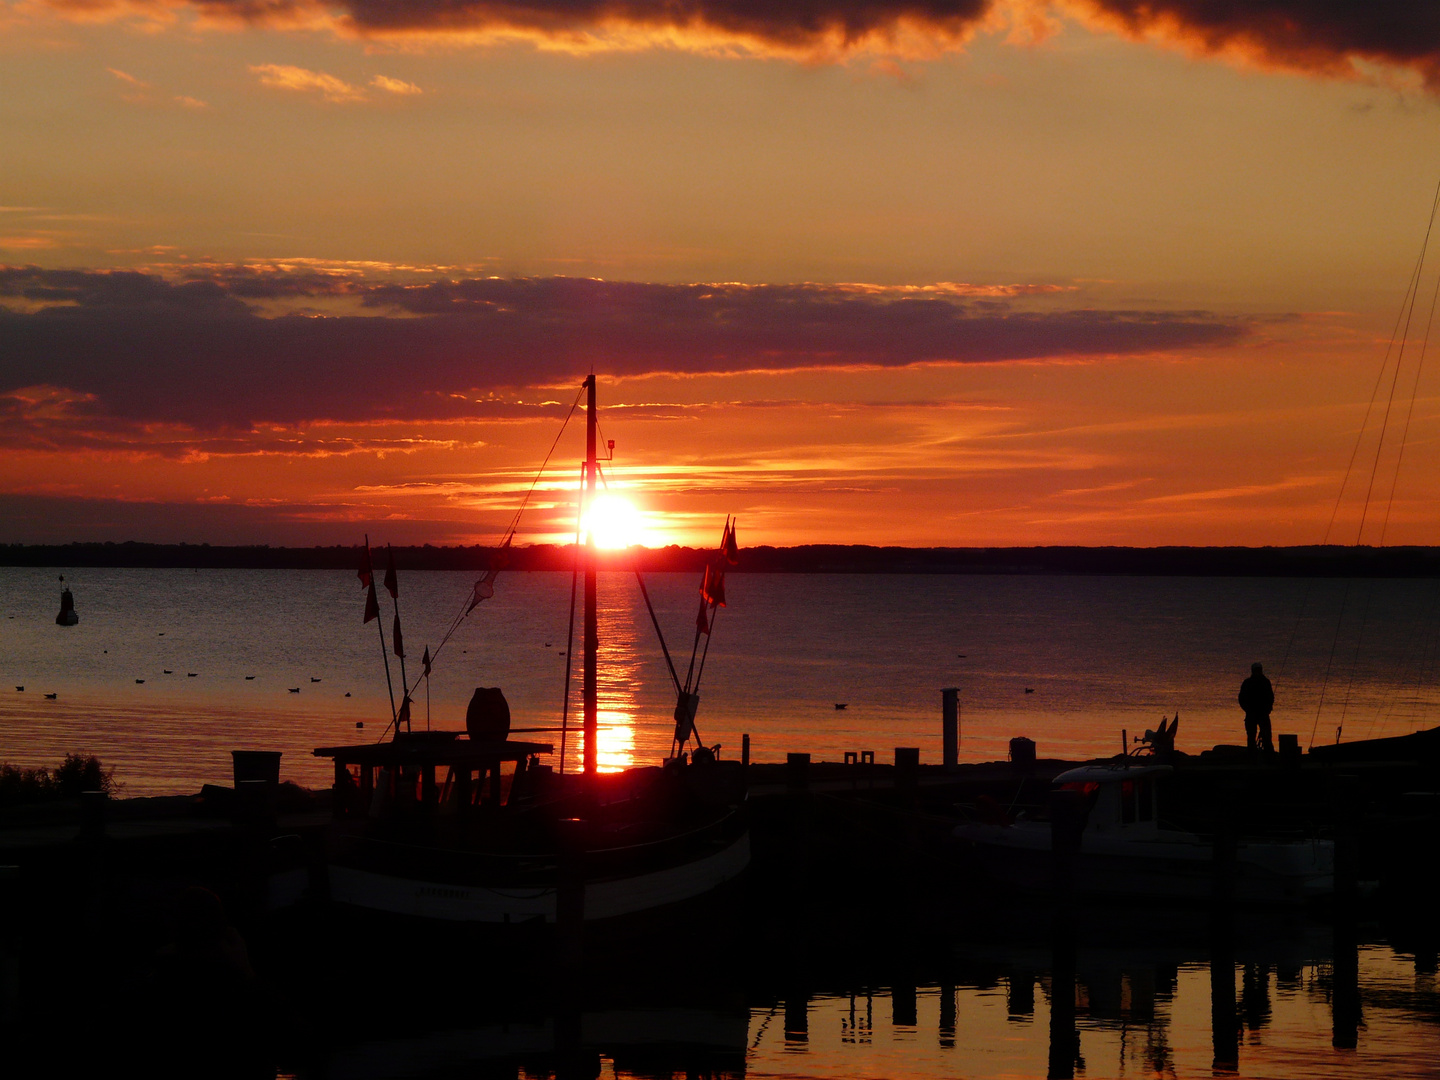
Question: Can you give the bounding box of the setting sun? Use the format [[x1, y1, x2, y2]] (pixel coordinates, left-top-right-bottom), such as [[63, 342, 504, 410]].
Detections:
[[584, 493, 646, 549]]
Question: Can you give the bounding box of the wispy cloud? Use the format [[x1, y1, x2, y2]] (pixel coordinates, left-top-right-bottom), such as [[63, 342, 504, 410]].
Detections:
[[105, 67, 148, 87], [250, 63, 367, 103], [370, 74, 421, 95]]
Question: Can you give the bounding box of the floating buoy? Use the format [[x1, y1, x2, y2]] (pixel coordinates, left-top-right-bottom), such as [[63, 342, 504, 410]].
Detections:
[[55, 587, 78, 627]]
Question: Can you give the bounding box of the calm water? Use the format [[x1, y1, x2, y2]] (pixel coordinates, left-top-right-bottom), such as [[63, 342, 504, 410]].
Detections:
[[2, 567, 1440, 794]]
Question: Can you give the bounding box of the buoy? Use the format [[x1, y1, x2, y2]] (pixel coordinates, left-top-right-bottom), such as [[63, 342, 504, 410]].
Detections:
[[55, 587, 78, 627]]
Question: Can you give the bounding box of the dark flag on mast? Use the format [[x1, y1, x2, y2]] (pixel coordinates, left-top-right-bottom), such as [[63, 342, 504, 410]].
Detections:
[[384, 547, 399, 599], [695, 596, 710, 636], [358, 541, 374, 589], [722, 520, 739, 565], [392, 614, 405, 659], [422, 645, 431, 677], [363, 579, 380, 623]]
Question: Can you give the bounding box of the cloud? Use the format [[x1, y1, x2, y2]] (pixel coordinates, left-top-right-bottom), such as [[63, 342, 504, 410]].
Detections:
[[174, 94, 209, 108], [249, 62, 367, 102], [0, 265, 1250, 431], [1069, 0, 1440, 89], [106, 67, 148, 86], [369, 74, 421, 95]]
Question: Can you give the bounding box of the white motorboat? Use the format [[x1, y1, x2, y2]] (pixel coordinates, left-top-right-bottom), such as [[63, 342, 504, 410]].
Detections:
[[953, 762, 1333, 905]]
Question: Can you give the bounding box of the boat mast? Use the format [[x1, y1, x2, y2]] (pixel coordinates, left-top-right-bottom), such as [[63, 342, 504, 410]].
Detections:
[[583, 373, 598, 777]]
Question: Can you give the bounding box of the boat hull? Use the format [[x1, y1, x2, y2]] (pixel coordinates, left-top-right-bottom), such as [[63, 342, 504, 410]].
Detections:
[[954, 822, 1333, 906], [322, 829, 751, 924]]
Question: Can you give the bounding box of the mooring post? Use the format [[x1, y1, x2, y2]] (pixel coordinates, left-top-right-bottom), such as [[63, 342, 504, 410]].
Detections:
[[1049, 787, 1085, 900], [1331, 774, 1361, 916], [0, 866, 17, 1031], [1211, 782, 1241, 908], [942, 687, 960, 768], [741, 733, 750, 769], [556, 816, 587, 972]]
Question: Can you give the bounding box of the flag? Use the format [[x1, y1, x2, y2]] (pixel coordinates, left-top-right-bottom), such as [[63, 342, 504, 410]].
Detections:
[[701, 563, 726, 608], [363, 579, 379, 623], [392, 613, 405, 659], [383, 546, 399, 600], [357, 542, 373, 589], [422, 645, 432, 677], [695, 596, 710, 636], [722, 520, 739, 565]]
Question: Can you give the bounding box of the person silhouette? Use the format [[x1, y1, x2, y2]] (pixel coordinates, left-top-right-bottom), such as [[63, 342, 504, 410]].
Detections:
[[1238, 662, 1274, 753]]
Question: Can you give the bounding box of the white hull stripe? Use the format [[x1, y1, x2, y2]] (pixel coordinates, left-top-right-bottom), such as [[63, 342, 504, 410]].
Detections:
[[328, 833, 750, 923]]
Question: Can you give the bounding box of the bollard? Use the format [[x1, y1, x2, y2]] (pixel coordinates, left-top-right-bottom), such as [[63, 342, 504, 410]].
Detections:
[[894, 747, 920, 792], [786, 752, 810, 791], [1331, 774, 1361, 917], [942, 687, 960, 768]]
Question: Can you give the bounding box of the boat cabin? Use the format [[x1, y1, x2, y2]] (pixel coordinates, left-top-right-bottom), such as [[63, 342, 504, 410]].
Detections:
[[315, 730, 554, 819], [1053, 762, 1171, 837]]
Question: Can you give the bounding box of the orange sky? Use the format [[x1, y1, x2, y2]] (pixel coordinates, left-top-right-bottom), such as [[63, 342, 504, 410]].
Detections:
[[3, 2, 1440, 547]]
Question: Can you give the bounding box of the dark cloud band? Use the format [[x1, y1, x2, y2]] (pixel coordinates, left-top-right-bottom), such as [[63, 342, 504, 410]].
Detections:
[[0, 266, 1248, 428]]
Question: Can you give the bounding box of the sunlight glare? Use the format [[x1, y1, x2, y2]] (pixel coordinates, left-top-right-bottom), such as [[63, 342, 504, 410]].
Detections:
[[584, 493, 647, 549]]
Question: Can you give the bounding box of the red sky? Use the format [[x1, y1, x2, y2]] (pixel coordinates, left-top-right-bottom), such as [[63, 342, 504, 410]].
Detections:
[[4, 1, 1440, 547]]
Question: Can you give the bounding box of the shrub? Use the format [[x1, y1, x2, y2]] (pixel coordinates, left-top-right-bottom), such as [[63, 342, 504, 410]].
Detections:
[[0, 754, 119, 806]]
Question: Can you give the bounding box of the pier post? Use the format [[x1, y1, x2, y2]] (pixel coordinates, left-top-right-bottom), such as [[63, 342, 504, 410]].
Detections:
[[942, 687, 959, 768], [0, 866, 17, 1031], [1211, 784, 1240, 908], [1331, 774, 1361, 915], [556, 817, 587, 971], [742, 733, 750, 769], [1049, 788, 1085, 899]]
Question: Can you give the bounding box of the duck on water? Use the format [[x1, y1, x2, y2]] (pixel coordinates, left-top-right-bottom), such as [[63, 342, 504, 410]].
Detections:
[[295, 375, 750, 934]]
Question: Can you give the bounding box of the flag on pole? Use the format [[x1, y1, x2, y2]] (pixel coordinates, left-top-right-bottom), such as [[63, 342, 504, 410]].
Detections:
[[701, 563, 726, 608], [363, 579, 380, 623], [722, 520, 739, 565], [422, 645, 431, 677], [392, 613, 405, 659], [384, 546, 399, 599], [695, 596, 710, 636], [357, 542, 373, 589]]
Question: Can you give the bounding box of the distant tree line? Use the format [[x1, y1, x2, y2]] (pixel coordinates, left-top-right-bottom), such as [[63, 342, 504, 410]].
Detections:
[[2, 541, 1440, 576]]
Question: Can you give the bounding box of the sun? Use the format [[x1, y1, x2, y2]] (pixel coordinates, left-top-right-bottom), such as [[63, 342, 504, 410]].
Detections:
[[584, 493, 646, 549]]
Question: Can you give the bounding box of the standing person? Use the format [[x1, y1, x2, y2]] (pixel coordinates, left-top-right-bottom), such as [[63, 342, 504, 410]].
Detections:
[[1238, 662, 1275, 753]]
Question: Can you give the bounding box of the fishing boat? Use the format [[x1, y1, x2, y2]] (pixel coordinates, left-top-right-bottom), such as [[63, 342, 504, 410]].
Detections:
[[952, 761, 1334, 905], [306, 375, 750, 932]]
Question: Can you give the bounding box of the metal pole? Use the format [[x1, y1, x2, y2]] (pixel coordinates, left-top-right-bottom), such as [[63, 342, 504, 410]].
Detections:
[[942, 686, 959, 767], [583, 374, 598, 778]]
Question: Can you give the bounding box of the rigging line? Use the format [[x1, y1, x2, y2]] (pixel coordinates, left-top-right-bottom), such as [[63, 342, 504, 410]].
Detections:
[[559, 462, 583, 776], [634, 568, 683, 697], [1308, 578, 1352, 751], [496, 383, 586, 547], [1356, 181, 1440, 546], [1328, 182, 1440, 744], [1380, 180, 1440, 546]]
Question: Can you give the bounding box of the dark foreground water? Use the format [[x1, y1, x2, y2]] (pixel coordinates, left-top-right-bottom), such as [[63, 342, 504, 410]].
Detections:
[[3, 568, 1440, 792]]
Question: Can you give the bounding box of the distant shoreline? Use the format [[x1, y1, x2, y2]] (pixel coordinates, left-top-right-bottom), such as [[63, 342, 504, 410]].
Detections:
[[3, 542, 1440, 577]]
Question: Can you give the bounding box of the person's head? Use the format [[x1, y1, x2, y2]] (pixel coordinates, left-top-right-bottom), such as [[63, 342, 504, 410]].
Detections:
[[1251, 662, 1263, 675]]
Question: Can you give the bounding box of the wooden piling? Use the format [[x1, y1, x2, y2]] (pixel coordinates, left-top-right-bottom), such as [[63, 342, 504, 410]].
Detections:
[[942, 687, 960, 768]]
